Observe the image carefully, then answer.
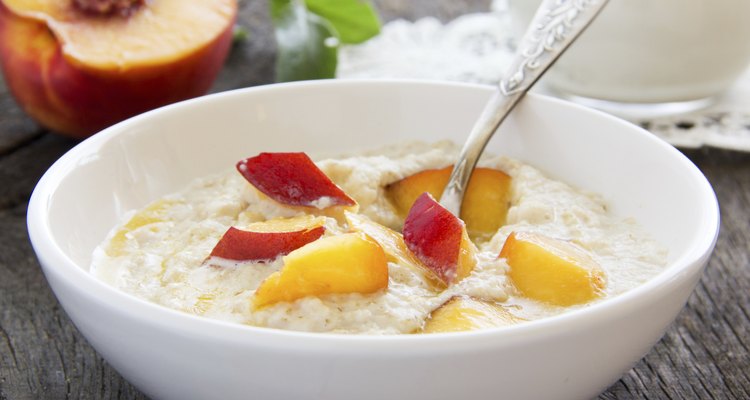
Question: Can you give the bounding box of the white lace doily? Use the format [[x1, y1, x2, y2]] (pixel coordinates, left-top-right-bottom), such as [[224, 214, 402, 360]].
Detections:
[[337, 2, 750, 151]]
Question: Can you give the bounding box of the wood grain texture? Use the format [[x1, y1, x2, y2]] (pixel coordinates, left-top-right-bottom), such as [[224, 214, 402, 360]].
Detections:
[[603, 149, 750, 400], [1, 1, 748, 399]]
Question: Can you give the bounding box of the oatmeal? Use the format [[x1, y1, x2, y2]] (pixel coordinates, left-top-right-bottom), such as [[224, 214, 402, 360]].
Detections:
[[90, 141, 667, 334]]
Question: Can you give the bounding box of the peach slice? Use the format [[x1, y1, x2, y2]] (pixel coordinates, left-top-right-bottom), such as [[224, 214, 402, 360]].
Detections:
[[106, 198, 178, 257], [253, 232, 388, 308], [237, 153, 357, 212], [421, 296, 524, 333], [385, 166, 511, 240], [209, 216, 326, 262], [500, 231, 607, 306], [0, 0, 237, 137], [386, 167, 451, 216], [403, 193, 477, 286], [345, 211, 443, 288], [243, 215, 327, 233]]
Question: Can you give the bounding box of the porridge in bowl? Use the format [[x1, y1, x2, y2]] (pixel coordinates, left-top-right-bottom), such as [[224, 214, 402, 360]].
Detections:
[[90, 141, 666, 334]]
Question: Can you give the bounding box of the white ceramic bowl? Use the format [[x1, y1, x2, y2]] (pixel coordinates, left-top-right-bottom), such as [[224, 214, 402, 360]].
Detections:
[[27, 80, 719, 400]]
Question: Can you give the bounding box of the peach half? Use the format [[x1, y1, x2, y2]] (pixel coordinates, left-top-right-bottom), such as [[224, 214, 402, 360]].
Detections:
[[385, 166, 512, 241], [0, 0, 237, 138]]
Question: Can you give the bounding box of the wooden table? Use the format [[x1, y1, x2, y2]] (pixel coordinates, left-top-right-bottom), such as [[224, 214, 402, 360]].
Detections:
[[1, 1, 748, 398]]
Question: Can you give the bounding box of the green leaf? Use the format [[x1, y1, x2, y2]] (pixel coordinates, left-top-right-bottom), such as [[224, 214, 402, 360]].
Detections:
[[269, 0, 292, 20], [272, 0, 339, 81], [232, 25, 250, 44], [305, 0, 381, 44]]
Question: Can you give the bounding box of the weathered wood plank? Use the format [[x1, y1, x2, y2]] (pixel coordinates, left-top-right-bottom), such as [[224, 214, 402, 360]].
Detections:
[[603, 150, 750, 400], [0, 134, 146, 400], [0, 78, 44, 156]]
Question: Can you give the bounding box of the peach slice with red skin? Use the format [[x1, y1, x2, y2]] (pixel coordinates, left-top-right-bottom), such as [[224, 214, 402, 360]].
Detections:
[[385, 166, 512, 241], [209, 216, 326, 262], [421, 296, 524, 333], [237, 153, 357, 211], [403, 193, 477, 286], [253, 232, 388, 308], [500, 231, 607, 306], [0, 0, 236, 138]]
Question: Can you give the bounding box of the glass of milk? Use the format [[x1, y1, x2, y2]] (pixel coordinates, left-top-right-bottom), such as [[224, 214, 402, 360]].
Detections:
[[509, 0, 750, 118]]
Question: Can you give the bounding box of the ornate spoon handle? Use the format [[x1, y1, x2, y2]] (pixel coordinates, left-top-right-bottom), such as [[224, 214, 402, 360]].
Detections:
[[439, 0, 609, 216]]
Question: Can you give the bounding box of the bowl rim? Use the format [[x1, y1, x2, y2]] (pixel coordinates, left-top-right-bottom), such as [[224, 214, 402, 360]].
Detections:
[[27, 79, 720, 348]]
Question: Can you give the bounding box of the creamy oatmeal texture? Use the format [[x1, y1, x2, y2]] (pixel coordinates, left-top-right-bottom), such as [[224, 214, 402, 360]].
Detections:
[[90, 141, 667, 334]]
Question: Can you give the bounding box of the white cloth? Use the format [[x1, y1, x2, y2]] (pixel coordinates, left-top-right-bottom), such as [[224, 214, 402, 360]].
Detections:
[[337, 2, 750, 151]]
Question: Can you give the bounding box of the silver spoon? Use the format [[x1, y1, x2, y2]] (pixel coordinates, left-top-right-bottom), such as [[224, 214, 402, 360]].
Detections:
[[439, 0, 609, 216]]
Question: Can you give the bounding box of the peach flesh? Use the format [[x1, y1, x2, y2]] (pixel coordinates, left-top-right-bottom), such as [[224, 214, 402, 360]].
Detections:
[[385, 166, 512, 241], [500, 231, 607, 306], [345, 211, 444, 289], [421, 296, 524, 333], [252, 233, 389, 308]]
